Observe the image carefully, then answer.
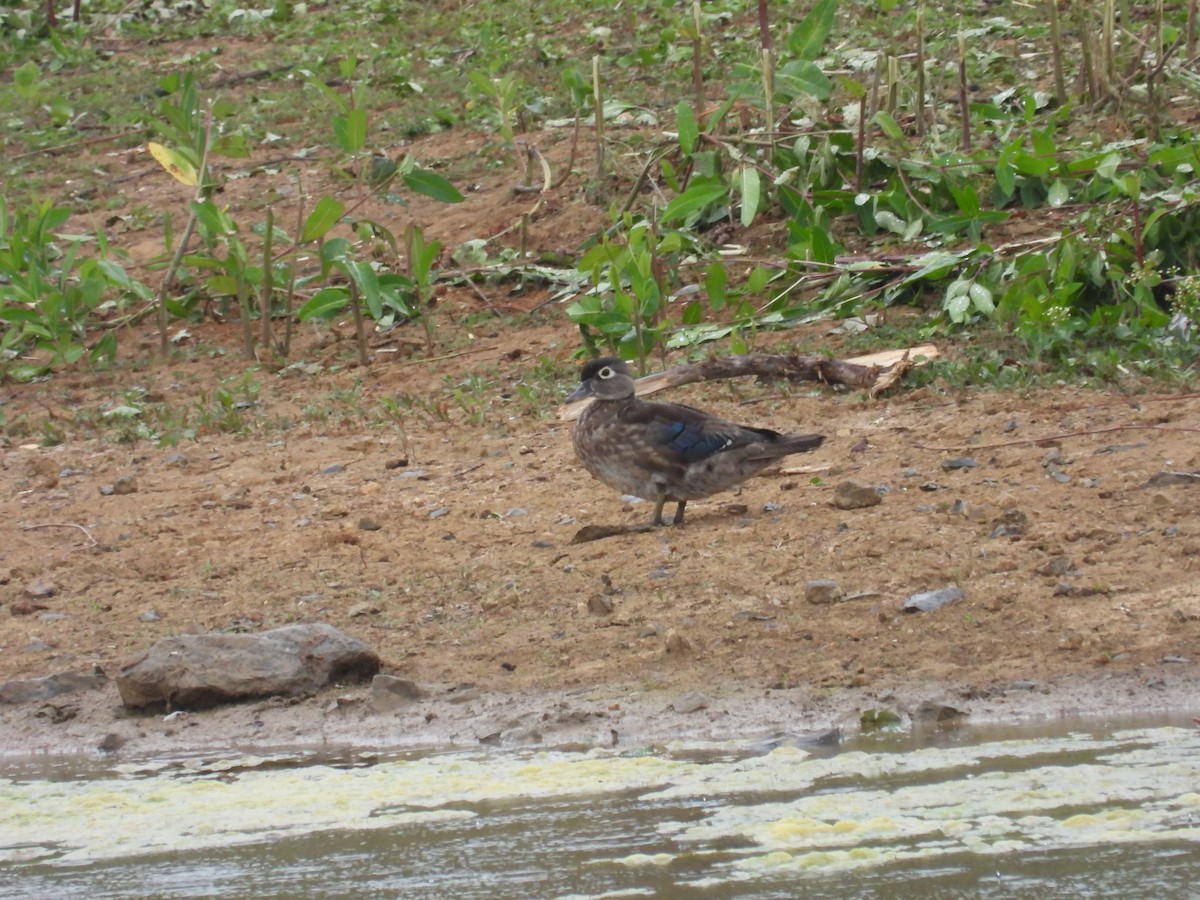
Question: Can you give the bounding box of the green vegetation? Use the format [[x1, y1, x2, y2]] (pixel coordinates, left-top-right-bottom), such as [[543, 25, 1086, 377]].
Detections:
[[3, 0, 1198, 409]]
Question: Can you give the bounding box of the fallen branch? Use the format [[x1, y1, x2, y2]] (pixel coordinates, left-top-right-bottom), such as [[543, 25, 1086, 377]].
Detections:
[[912, 422, 1200, 453], [560, 346, 938, 421]]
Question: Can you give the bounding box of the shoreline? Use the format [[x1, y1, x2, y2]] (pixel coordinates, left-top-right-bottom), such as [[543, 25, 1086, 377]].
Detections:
[[2, 664, 1196, 764]]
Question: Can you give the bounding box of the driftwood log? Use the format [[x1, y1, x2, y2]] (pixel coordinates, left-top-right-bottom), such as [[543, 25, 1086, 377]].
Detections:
[[560, 345, 938, 421]]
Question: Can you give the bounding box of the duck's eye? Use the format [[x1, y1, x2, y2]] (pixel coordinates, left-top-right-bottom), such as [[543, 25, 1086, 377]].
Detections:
[[598, 366, 614, 379]]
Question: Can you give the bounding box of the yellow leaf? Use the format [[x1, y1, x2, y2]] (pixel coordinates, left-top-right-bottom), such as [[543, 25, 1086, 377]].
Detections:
[[147, 142, 199, 187]]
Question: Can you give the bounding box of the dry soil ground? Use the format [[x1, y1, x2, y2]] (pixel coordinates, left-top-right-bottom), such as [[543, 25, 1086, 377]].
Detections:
[[2, 123, 1199, 757]]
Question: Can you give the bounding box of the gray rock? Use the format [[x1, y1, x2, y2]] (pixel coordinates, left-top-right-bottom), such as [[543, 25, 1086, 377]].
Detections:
[[902, 586, 965, 613], [116, 623, 380, 710], [1037, 556, 1074, 577], [941, 457, 978, 471], [805, 579, 845, 605], [112, 475, 138, 495], [370, 674, 424, 712], [1143, 471, 1200, 488], [588, 593, 614, 615], [24, 580, 57, 599], [833, 481, 882, 510], [991, 509, 1028, 537], [673, 691, 708, 714], [0, 670, 108, 705]]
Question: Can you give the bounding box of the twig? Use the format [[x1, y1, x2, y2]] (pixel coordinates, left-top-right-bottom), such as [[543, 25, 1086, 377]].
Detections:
[[394, 345, 497, 367], [912, 423, 1200, 453], [11, 128, 146, 160], [22, 523, 98, 547]]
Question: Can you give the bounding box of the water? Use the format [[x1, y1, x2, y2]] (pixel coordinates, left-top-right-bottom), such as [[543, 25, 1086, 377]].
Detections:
[[2, 717, 1199, 899]]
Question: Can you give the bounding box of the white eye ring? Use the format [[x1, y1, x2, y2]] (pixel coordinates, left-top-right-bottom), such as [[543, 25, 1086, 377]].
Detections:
[[598, 366, 614, 379]]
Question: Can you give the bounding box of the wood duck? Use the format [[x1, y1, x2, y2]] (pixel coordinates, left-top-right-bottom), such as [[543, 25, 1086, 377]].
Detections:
[[567, 357, 825, 526]]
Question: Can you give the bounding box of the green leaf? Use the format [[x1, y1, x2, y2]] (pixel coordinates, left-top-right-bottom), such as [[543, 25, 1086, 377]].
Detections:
[[705, 262, 727, 311], [968, 283, 995, 315], [739, 166, 762, 228], [873, 111, 905, 143], [402, 168, 464, 203], [787, 0, 837, 60], [676, 101, 698, 156], [774, 60, 832, 102], [302, 196, 345, 243], [347, 260, 382, 320], [297, 287, 351, 320], [319, 237, 352, 271], [333, 108, 368, 154], [1047, 179, 1069, 207], [660, 180, 728, 226]]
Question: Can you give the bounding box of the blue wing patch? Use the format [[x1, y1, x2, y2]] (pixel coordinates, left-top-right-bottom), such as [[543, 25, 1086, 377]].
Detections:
[[660, 420, 737, 461]]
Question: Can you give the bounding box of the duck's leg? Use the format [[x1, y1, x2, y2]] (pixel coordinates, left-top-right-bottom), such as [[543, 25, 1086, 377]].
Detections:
[[672, 500, 687, 525], [650, 495, 668, 527]]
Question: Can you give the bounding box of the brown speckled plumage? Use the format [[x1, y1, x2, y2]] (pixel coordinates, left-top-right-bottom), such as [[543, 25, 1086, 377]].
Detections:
[[568, 358, 824, 526]]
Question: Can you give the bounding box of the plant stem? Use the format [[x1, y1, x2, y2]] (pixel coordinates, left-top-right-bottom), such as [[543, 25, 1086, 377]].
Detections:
[[259, 206, 274, 350], [592, 55, 605, 183], [1047, 0, 1067, 105], [348, 279, 369, 367], [958, 32, 971, 151], [692, 2, 706, 129], [916, 6, 927, 135]]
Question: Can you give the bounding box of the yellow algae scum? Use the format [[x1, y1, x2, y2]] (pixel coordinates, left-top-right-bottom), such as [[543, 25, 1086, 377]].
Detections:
[[1, 726, 1198, 887]]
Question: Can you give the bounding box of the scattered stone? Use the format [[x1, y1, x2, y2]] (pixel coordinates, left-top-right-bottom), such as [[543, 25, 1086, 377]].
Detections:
[[10, 598, 48, 616], [664, 629, 692, 654], [221, 487, 251, 509], [139, 610, 162, 623], [805, 579, 845, 605], [1143, 471, 1200, 488], [36, 702, 78, 724], [1058, 631, 1085, 650], [447, 686, 481, 704], [97, 733, 126, 752], [111, 475, 138, 495], [648, 567, 673, 579], [673, 691, 708, 714], [1053, 582, 1074, 597], [941, 457, 978, 471], [370, 674, 424, 712], [385, 458, 409, 470], [639, 622, 666, 639], [763, 502, 782, 513], [346, 602, 380, 618], [163, 453, 190, 467], [24, 580, 57, 599], [920, 482, 940, 492], [587, 594, 614, 616], [22, 639, 53, 654], [428, 507, 450, 519], [833, 481, 882, 510], [902, 586, 964, 613], [504, 508, 528, 518], [1047, 466, 1071, 484], [914, 701, 968, 723], [357, 517, 382, 531], [321, 464, 346, 475], [0, 670, 108, 705], [1161, 655, 1191, 664], [1037, 556, 1074, 577], [723, 503, 749, 516], [116, 623, 381, 710], [1041, 448, 1064, 467], [990, 508, 1028, 538]]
